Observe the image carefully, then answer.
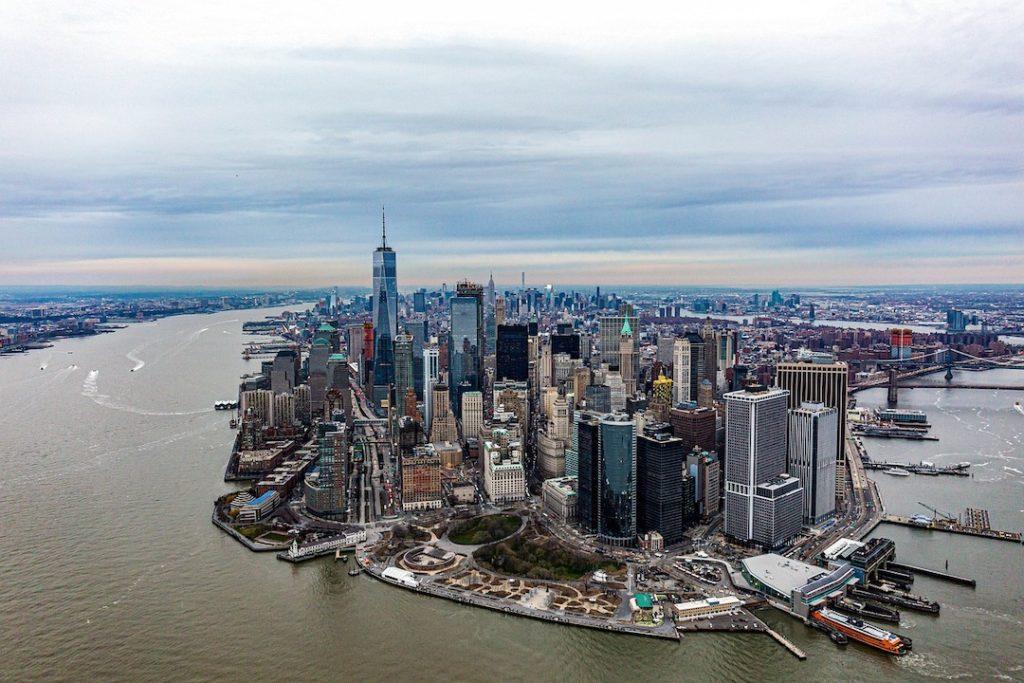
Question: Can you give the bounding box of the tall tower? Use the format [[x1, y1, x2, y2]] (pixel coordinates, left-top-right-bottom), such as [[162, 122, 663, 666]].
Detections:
[[372, 208, 398, 399], [618, 318, 636, 396], [723, 385, 802, 548]]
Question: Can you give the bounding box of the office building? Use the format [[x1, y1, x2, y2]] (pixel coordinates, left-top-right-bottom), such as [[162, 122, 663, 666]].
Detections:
[[618, 319, 637, 396], [585, 384, 612, 413], [372, 212, 398, 396], [775, 354, 849, 496], [304, 423, 348, 519], [724, 385, 801, 548], [542, 476, 578, 523], [450, 282, 484, 413], [496, 323, 529, 382], [788, 402, 838, 525], [393, 332, 414, 417], [637, 427, 685, 545], [429, 382, 459, 443], [461, 390, 483, 441], [946, 308, 967, 333], [577, 413, 637, 546], [669, 404, 717, 454], [598, 313, 637, 369], [673, 333, 706, 404], [422, 346, 439, 431], [482, 437, 527, 504], [400, 447, 443, 511]]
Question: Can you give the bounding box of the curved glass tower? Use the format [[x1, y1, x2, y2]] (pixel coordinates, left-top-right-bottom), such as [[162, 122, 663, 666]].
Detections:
[[598, 416, 636, 545]]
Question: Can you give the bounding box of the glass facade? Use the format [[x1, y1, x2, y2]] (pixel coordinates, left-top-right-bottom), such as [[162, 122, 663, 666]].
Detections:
[[372, 246, 397, 387], [599, 418, 636, 545]]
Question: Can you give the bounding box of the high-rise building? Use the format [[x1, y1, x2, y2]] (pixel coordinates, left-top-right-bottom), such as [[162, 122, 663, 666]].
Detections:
[[775, 355, 849, 496], [669, 405, 717, 454], [656, 335, 675, 365], [449, 282, 484, 413], [400, 447, 442, 510], [461, 390, 483, 441], [496, 324, 529, 381], [723, 385, 802, 548], [585, 384, 612, 413], [422, 346, 439, 430], [701, 318, 718, 390], [393, 332, 414, 417], [428, 382, 458, 443], [946, 308, 968, 333], [372, 211, 398, 396], [577, 413, 637, 546], [482, 436, 527, 503], [651, 371, 673, 421], [304, 422, 348, 519], [788, 402, 838, 525], [598, 313, 637, 369], [618, 319, 637, 396], [637, 427, 685, 545], [673, 332, 706, 404]]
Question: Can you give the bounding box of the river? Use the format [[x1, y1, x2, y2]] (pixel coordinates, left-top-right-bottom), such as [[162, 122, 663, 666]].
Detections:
[[2, 308, 1021, 681]]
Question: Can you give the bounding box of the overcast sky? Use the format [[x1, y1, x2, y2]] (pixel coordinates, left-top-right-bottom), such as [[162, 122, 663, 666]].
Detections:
[[1, 1, 1022, 288]]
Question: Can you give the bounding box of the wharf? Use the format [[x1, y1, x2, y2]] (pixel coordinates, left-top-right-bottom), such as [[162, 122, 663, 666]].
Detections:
[[887, 561, 976, 587], [862, 461, 969, 476], [880, 515, 1023, 544]]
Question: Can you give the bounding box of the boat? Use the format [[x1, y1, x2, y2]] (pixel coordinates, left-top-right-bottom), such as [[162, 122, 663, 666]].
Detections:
[[347, 567, 362, 576], [811, 608, 909, 655], [1015, 402, 1024, 416], [883, 468, 910, 477], [229, 419, 238, 429]]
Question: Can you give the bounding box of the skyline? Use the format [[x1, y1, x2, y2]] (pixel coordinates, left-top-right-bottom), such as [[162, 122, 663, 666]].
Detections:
[[2, 2, 1023, 286]]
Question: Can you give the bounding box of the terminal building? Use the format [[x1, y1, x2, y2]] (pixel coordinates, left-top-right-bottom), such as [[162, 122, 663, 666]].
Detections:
[[740, 553, 857, 617]]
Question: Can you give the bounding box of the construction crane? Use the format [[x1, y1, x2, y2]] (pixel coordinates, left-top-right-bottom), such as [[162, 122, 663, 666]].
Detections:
[[918, 501, 956, 521]]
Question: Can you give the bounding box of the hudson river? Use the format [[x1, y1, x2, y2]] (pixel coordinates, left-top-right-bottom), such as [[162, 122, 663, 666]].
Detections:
[[2, 308, 1022, 681]]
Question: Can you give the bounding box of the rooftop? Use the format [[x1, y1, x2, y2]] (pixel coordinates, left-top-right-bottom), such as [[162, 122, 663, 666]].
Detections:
[[741, 554, 830, 595]]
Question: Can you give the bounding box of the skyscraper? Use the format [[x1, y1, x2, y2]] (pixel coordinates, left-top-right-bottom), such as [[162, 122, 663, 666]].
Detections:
[[723, 385, 802, 548], [618, 318, 636, 396], [788, 402, 838, 525], [598, 313, 637, 369], [449, 281, 484, 414], [422, 345, 439, 431], [775, 354, 849, 496], [393, 332, 414, 417], [673, 332, 706, 404], [372, 210, 398, 398], [577, 412, 637, 546], [637, 426, 685, 545], [496, 324, 529, 382]]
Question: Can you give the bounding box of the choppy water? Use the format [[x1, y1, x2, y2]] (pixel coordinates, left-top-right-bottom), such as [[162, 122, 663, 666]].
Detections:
[[2, 308, 1022, 681]]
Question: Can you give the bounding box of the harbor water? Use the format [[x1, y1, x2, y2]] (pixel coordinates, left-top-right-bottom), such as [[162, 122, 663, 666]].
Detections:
[[1, 308, 1022, 681]]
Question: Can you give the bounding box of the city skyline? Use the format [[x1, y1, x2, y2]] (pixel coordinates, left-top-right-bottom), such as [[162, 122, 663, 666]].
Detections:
[[2, 2, 1023, 287]]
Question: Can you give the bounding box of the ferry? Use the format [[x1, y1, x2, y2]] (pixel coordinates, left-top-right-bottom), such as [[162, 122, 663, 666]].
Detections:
[[811, 608, 909, 655], [883, 468, 910, 477], [1015, 401, 1024, 416]]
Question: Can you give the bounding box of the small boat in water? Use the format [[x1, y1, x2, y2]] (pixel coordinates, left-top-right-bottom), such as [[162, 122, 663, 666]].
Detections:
[[1015, 401, 1024, 416], [347, 567, 361, 576], [884, 468, 910, 477]]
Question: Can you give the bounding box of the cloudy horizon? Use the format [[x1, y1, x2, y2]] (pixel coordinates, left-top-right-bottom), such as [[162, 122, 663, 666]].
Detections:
[[2, 2, 1022, 287]]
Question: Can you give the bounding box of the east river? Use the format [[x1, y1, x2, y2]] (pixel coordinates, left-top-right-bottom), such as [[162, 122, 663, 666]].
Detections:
[[2, 307, 1022, 681]]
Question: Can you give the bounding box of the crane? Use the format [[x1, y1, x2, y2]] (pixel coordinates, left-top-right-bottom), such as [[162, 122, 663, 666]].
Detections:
[[917, 501, 956, 522]]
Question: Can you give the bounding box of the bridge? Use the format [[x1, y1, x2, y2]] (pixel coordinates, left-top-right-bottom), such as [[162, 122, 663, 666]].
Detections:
[[849, 348, 1024, 406]]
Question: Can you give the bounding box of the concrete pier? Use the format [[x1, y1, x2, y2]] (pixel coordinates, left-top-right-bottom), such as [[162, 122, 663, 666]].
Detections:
[[887, 561, 976, 587], [763, 626, 807, 660]]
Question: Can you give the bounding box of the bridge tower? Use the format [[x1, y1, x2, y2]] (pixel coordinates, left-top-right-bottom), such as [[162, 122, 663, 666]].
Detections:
[[944, 349, 954, 381], [887, 368, 899, 407]]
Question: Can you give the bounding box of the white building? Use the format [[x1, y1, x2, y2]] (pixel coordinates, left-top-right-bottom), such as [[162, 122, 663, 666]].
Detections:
[[542, 476, 578, 522], [460, 390, 483, 442], [483, 439, 527, 504], [788, 402, 838, 525]]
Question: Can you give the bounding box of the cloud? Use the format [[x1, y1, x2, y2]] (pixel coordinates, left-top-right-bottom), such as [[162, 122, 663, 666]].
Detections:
[[1, 1, 1022, 285]]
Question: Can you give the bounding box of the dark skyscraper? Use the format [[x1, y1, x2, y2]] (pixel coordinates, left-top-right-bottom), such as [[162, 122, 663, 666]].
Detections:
[[372, 210, 398, 397], [496, 324, 529, 382], [576, 412, 637, 546], [637, 427, 685, 545]]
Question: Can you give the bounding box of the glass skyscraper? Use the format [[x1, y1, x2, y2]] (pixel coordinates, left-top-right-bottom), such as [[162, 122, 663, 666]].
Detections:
[[449, 282, 483, 415], [372, 213, 398, 394], [577, 412, 637, 546]]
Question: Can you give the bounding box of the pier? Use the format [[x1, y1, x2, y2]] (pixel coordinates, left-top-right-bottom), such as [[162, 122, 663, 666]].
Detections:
[[887, 562, 976, 587], [880, 515, 1023, 544], [762, 625, 807, 661], [862, 460, 969, 476]]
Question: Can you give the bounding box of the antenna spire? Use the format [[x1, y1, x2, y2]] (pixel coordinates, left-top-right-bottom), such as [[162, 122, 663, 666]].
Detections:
[[381, 205, 387, 248]]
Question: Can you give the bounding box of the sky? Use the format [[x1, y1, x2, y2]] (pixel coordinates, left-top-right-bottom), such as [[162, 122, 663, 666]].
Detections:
[[1, 1, 1022, 288]]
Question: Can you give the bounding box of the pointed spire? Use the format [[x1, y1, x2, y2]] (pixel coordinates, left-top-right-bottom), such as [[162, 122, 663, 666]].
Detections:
[[381, 205, 387, 248], [621, 317, 632, 336]]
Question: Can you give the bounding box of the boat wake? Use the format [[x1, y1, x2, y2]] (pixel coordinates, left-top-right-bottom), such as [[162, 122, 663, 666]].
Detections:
[[126, 349, 146, 372], [81, 370, 209, 416]]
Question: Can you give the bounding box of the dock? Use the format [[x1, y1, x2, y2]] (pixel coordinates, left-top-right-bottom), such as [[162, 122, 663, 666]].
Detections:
[[887, 561, 976, 587], [762, 625, 807, 660], [880, 515, 1022, 544]]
